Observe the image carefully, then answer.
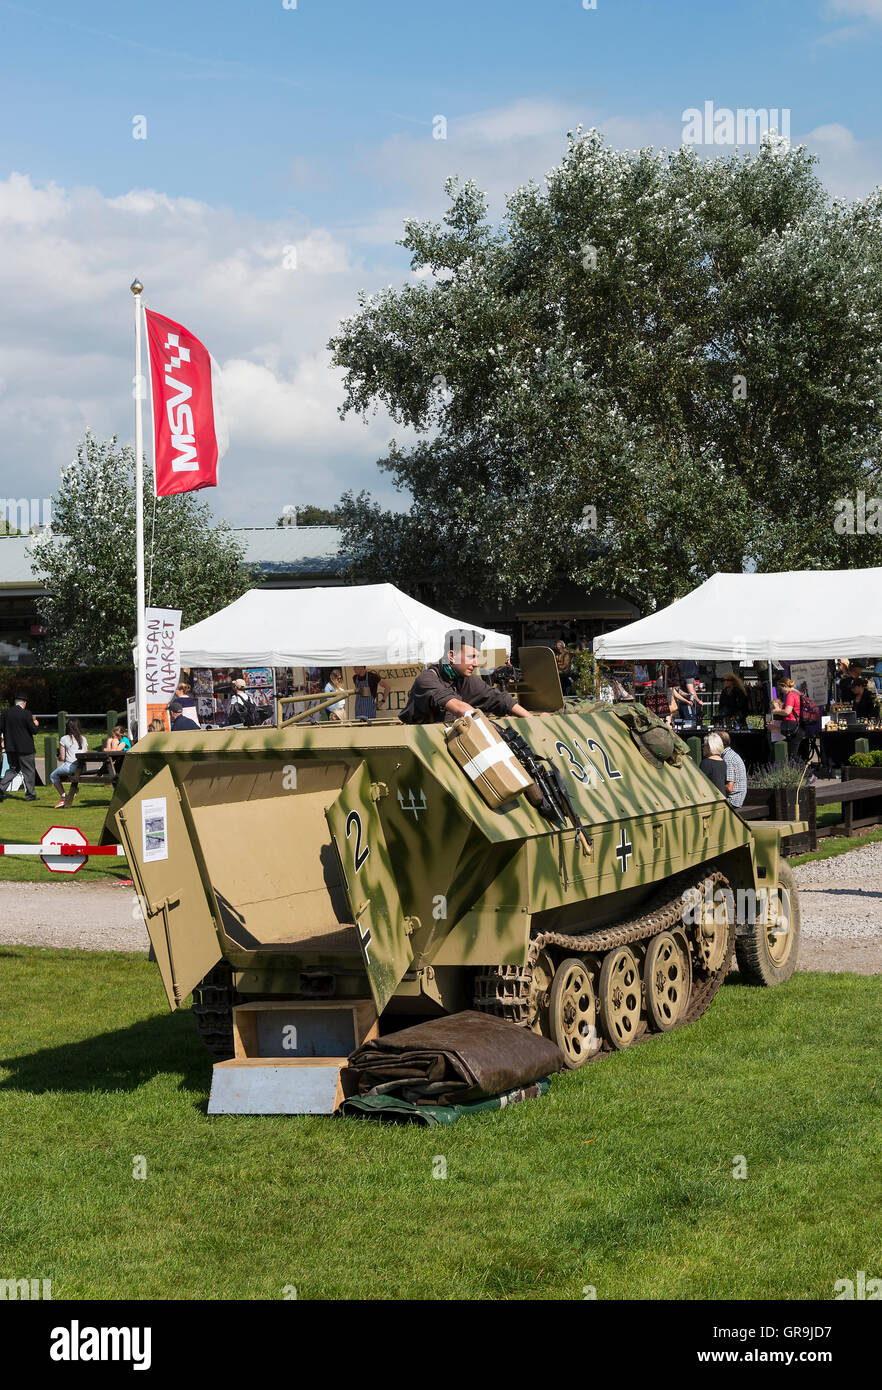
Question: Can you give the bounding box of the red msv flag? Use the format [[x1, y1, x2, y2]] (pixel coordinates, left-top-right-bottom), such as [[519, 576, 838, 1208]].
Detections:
[[145, 309, 228, 496]]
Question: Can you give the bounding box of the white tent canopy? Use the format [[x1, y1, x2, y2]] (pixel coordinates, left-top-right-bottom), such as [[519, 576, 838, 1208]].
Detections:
[[178, 583, 511, 668], [592, 568, 882, 662]]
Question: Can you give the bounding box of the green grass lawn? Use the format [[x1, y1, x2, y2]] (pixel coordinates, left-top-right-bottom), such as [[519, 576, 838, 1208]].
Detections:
[[0, 783, 128, 882], [791, 824, 882, 867], [1, 946, 879, 1300]]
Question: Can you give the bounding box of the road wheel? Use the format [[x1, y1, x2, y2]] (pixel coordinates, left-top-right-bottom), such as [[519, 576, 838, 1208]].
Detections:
[[548, 957, 600, 1068], [735, 862, 801, 986], [644, 930, 692, 1032], [598, 945, 642, 1050]]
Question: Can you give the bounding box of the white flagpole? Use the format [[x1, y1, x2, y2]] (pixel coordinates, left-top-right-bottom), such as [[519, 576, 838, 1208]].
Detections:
[[131, 278, 148, 740]]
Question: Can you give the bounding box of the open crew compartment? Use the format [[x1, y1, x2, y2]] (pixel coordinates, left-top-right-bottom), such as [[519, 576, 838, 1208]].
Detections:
[[116, 754, 413, 1018]]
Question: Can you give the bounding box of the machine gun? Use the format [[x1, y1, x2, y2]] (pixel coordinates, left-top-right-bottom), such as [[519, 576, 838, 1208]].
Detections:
[[498, 726, 592, 855]]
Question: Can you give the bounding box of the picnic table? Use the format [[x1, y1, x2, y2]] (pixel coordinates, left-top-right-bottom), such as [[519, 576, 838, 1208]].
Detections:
[[814, 777, 882, 837], [59, 748, 127, 806]]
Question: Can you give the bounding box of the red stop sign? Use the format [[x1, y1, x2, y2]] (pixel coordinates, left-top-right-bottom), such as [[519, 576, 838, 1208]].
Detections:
[[41, 826, 88, 874]]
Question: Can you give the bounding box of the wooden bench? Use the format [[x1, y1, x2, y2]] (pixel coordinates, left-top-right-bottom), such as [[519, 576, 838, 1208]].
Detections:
[[814, 777, 882, 837]]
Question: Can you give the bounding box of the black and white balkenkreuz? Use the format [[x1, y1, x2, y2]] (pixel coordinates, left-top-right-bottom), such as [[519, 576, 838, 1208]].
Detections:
[[615, 827, 633, 873]]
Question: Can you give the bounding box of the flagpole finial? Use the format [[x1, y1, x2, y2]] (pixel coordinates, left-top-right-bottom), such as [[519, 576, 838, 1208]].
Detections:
[[130, 278, 143, 295]]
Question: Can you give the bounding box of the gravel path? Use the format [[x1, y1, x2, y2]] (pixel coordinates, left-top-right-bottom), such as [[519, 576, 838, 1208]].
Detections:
[[0, 845, 880, 970], [0, 882, 150, 953], [789, 843, 882, 973]]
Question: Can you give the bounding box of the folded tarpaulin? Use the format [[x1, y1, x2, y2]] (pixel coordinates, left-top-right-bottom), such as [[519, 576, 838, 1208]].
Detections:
[[344, 1010, 565, 1105], [338, 1079, 551, 1125]]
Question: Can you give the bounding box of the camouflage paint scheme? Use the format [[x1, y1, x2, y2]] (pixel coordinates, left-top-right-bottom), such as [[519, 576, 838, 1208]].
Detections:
[[104, 702, 793, 1019]]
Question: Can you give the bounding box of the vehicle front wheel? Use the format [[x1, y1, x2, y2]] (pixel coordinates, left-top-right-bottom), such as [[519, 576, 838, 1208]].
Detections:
[[735, 862, 801, 986]]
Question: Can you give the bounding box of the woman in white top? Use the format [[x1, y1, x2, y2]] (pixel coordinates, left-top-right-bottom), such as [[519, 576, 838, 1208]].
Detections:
[[51, 718, 88, 807], [324, 669, 346, 722]]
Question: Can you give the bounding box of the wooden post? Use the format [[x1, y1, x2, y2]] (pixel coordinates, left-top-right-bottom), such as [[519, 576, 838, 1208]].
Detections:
[[687, 735, 702, 764], [106, 709, 119, 733], [57, 708, 67, 738]]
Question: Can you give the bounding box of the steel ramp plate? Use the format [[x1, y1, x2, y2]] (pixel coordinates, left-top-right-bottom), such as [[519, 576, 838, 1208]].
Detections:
[[208, 1058, 346, 1115]]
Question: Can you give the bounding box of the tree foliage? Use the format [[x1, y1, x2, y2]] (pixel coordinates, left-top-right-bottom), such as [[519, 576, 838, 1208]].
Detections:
[[329, 131, 882, 611], [276, 503, 343, 526], [31, 432, 250, 663]]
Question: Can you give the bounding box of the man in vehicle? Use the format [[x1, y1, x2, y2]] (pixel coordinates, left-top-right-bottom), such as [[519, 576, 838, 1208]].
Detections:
[[400, 628, 534, 724]]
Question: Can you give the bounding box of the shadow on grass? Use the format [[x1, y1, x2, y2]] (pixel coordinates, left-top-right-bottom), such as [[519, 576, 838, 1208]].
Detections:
[[0, 1009, 211, 1103]]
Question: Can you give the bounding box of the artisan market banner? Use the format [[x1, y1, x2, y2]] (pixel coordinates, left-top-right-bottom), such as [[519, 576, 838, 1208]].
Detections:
[[144, 606, 182, 731]]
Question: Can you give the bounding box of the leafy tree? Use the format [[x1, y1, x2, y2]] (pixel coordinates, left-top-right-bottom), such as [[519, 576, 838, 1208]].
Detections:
[[276, 503, 343, 526], [329, 131, 882, 612], [31, 432, 250, 663]]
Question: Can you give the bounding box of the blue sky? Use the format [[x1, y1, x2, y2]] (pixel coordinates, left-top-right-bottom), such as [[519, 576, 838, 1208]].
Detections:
[[0, 0, 880, 524]]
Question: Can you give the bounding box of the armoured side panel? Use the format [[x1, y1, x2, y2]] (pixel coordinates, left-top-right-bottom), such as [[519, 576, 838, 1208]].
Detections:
[[325, 760, 413, 1012], [116, 765, 222, 1008]]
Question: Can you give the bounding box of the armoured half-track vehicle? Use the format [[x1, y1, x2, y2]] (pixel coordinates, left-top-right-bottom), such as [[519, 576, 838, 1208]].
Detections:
[[103, 653, 803, 1087]]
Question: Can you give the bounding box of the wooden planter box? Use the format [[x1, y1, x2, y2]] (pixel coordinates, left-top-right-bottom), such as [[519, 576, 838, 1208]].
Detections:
[[741, 785, 817, 854]]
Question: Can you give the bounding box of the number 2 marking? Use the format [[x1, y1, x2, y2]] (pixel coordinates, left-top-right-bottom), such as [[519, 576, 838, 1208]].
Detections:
[[581, 737, 623, 780], [346, 810, 370, 872]]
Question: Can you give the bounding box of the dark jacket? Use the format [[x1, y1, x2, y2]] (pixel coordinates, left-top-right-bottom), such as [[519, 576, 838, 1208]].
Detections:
[[1, 704, 39, 754], [854, 689, 878, 721], [700, 757, 728, 793], [170, 714, 200, 732], [400, 662, 517, 724]]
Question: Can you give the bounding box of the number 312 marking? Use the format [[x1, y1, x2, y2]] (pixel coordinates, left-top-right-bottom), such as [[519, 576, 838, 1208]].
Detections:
[[554, 736, 623, 785]]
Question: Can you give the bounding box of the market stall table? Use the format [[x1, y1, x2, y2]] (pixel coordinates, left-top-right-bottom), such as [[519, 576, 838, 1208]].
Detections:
[[723, 728, 771, 773], [818, 727, 882, 772]]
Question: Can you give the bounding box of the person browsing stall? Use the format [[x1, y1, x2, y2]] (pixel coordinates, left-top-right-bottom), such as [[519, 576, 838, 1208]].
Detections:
[[718, 730, 747, 808], [400, 629, 534, 724], [718, 673, 749, 723], [168, 701, 199, 732], [773, 677, 805, 761], [324, 669, 347, 722], [352, 666, 390, 722], [699, 733, 728, 794], [851, 678, 879, 721]]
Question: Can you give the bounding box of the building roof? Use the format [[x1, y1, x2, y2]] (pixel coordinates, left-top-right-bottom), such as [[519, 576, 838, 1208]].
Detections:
[[0, 527, 346, 590], [0, 536, 40, 589], [234, 526, 344, 577]]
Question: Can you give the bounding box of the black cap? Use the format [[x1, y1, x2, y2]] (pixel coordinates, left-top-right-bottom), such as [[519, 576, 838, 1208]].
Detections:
[[14, 693, 28, 702], [444, 627, 485, 656], [168, 700, 182, 714]]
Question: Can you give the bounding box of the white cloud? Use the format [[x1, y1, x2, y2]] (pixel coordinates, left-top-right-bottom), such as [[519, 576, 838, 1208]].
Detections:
[[361, 100, 681, 222], [0, 172, 67, 225], [1, 98, 879, 532], [0, 172, 411, 524], [805, 122, 882, 197], [819, 0, 882, 42], [826, 0, 882, 19]]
